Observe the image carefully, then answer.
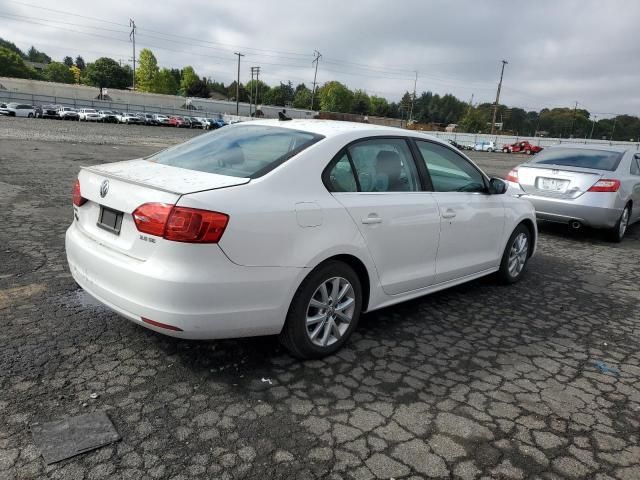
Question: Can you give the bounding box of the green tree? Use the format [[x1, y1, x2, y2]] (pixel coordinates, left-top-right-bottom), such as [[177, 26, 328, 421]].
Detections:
[[75, 55, 85, 70], [70, 65, 81, 84], [263, 81, 294, 106], [0, 38, 25, 57], [63, 56, 74, 67], [180, 66, 199, 95], [459, 107, 488, 133], [245, 79, 270, 105], [26, 46, 51, 63], [84, 57, 130, 91], [0, 47, 37, 78], [292, 83, 312, 109], [43, 61, 74, 83], [186, 76, 210, 98], [136, 48, 159, 92], [226, 81, 248, 102], [318, 81, 353, 113], [153, 68, 179, 95], [351, 89, 370, 115], [369, 96, 389, 117]]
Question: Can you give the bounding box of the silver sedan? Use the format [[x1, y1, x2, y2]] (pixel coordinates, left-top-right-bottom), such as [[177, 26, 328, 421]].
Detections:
[[505, 144, 640, 241]]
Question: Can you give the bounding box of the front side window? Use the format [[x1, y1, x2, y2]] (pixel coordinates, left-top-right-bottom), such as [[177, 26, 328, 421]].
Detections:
[[347, 138, 419, 192], [150, 125, 323, 178], [416, 141, 486, 193]]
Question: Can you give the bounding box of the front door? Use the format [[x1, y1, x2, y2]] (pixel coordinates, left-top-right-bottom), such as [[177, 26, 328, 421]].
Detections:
[[414, 140, 505, 283]]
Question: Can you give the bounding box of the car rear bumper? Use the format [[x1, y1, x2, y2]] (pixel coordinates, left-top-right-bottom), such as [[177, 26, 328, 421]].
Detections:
[[65, 222, 303, 340], [507, 182, 622, 228]]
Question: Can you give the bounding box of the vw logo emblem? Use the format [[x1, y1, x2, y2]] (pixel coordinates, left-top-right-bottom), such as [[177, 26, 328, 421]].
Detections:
[[99, 179, 109, 198]]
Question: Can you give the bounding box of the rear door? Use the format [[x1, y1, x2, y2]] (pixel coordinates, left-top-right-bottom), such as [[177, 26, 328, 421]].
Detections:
[[415, 140, 505, 283], [326, 138, 441, 295], [75, 159, 249, 260]]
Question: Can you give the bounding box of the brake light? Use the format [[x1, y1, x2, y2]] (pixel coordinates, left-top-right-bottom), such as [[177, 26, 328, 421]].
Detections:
[[132, 203, 229, 243], [588, 179, 620, 192], [72, 179, 87, 206], [505, 169, 518, 183]]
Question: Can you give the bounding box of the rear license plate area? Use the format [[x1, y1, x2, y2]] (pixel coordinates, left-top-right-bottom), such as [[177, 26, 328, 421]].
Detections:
[[537, 177, 569, 191], [97, 206, 123, 235]]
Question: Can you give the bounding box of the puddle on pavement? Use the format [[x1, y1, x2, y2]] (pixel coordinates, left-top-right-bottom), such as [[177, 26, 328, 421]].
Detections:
[[57, 289, 107, 310]]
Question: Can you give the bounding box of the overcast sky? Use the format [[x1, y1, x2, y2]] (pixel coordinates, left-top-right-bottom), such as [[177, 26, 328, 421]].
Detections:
[[2, 0, 639, 116]]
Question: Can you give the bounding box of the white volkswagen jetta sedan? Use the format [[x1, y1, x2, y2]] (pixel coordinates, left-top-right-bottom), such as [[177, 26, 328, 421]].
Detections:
[[66, 120, 536, 358]]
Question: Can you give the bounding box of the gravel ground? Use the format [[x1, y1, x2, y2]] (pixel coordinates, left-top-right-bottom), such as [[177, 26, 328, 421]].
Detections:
[[1, 121, 640, 480]]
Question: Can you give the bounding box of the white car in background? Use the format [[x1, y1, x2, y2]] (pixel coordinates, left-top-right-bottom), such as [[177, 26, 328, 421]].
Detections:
[[57, 106, 79, 120], [66, 120, 537, 358], [195, 117, 212, 129], [4, 103, 36, 117], [116, 112, 141, 124], [152, 113, 170, 125], [78, 108, 101, 122], [474, 141, 497, 152]]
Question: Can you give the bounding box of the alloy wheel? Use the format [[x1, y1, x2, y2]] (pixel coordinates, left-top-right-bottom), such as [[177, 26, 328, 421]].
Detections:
[[508, 232, 528, 277], [619, 208, 629, 238], [306, 277, 355, 347]]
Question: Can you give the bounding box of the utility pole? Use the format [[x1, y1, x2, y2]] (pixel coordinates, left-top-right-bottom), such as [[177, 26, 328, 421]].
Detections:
[[129, 19, 137, 90], [409, 71, 418, 123], [611, 116, 617, 141], [234, 52, 244, 116], [249, 66, 256, 116], [490, 60, 508, 135], [255, 66, 261, 114], [589, 114, 597, 139], [311, 50, 322, 111], [570, 101, 578, 138]]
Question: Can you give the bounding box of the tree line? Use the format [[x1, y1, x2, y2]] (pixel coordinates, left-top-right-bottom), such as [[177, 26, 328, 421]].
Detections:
[[1, 38, 638, 141]]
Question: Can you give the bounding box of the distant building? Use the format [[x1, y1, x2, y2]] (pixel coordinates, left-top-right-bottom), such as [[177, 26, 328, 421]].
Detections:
[[25, 61, 48, 72], [445, 123, 457, 132]]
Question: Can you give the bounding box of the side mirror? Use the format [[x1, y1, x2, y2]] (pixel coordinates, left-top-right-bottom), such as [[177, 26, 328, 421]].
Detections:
[[489, 177, 507, 195]]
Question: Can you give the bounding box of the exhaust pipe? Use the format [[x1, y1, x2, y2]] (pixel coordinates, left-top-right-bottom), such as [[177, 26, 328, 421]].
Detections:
[[570, 220, 582, 230]]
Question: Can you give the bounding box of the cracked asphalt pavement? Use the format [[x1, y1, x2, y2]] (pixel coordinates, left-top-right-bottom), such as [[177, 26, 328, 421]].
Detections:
[[1, 118, 640, 479]]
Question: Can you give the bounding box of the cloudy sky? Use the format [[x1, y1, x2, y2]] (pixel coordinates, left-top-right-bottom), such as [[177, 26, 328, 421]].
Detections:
[[2, 0, 639, 116]]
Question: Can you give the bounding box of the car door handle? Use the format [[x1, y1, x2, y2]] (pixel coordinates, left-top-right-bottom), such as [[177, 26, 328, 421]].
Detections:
[[361, 215, 382, 225], [441, 209, 457, 219]]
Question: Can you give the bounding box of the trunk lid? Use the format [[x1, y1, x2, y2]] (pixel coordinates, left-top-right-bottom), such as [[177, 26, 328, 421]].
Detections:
[[75, 159, 249, 260], [515, 164, 603, 199]]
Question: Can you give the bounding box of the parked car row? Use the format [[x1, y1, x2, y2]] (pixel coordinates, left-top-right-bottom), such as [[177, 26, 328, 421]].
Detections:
[[448, 138, 544, 155], [0, 102, 227, 129]]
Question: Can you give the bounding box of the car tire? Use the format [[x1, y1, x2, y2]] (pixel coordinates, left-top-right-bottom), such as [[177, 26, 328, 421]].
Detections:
[[526, 149, 532, 155], [279, 260, 362, 359], [28, 113, 33, 118], [497, 223, 531, 284], [607, 204, 631, 243]]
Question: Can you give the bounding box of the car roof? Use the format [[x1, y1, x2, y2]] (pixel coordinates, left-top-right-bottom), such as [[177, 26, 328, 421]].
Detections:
[[546, 143, 629, 153], [243, 119, 450, 144]]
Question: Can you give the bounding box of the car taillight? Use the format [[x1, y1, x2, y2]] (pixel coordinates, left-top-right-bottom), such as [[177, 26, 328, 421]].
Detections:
[[588, 179, 620, 192], [132, 203, 229, 243], [505, 169, 519, 183], [72, 179, 87, 206]]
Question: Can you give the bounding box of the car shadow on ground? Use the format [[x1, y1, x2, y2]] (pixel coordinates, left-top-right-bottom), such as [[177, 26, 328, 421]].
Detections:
[[536, 219, 640, 244]]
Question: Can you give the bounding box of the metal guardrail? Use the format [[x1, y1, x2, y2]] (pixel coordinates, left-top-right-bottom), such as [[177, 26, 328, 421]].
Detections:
[[423, 131, 640, 149]]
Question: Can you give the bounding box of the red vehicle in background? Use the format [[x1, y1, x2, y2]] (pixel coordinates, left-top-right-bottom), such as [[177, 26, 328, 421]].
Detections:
[[502, 141, 543, 155], [168, 116, 188, 128]]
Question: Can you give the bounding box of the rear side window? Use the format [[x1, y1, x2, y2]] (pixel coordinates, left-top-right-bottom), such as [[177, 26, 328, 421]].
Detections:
[[532, 148, 623, 171], [326, 152, 357, 192], [149, 125, 323, 178], [348, 138, 419, 192], [630, 157, 640, 176]]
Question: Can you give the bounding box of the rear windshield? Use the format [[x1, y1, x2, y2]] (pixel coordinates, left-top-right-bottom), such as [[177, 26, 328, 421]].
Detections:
[[532, 148, 623, 171], [149, 124, 324, 178]]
